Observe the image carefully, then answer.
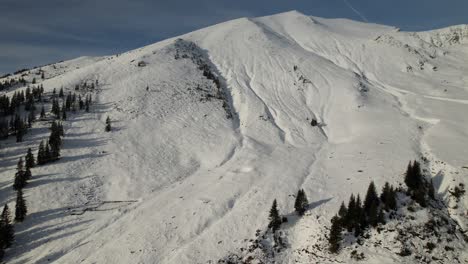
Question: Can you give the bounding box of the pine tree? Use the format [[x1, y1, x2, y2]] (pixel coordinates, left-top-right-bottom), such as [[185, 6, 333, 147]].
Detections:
[[405, 161, 422, 191], [25, 148, 35, 169], [24, 167, 32, 181], [44, 142, 51, 163], [345, 194, 356, 231], [380, 182, 397, 211], [364, 181, 379, 213], [14, 190, 27, 222], [59, 87, 64, 97], [40, 105, 46, 119], [13, 158, 26, 190], [354, 195, 364, 236], [294, 189, 308, 216], [37, 140, 45, 165], [328, 215, 342, 253], [268, 199, 282, 232], [105, 116, 111, 132], [338, 202, 347, 219], [0, 205, 14, 248], [62, 106, 67, 120]]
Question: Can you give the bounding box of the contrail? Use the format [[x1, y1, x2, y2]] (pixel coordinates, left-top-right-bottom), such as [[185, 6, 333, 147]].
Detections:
[[343, 0, 369, 22]]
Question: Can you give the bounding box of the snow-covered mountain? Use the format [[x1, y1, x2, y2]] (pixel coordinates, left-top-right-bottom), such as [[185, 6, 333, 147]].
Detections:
[[0, 10, 467, 263]]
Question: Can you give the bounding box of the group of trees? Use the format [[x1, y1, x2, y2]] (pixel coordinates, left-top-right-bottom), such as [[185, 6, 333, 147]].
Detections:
[[0, 86, 44, 140], [404, 161, 435, 207], [328, 181, 398, 253], [37, 121, 64, 165], [268, 189, 310, 232], [0, 77, 27, 91], [328, 160, 436, 253], [51, 91, 92, 119]]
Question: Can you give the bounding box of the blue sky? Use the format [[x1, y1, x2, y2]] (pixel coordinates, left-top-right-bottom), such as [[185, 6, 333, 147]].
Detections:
[[1, 0, 467, 75]]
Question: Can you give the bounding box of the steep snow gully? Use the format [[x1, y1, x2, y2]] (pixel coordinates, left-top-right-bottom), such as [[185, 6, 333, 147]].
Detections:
[[0, 10, 467, 264]]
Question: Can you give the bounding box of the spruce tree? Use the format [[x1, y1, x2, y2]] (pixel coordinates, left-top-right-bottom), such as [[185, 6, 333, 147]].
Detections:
[[380, 182, 397, 211], [364, 181, 379, 213], [62, 106, 66, 120], [37, 141, 45, 165], [354, 195, 364, 235], [328, 215, 342, 253], [59, 87, 64, 97], [105, 116, 111, 132], [268, 199, 282, 232], [0, 205, 14, 248], [25, 148, 35, 169], [14, 190, 27, 222], [24, 167, 32, 181], [40, 105, 46, 119], [13, 158, 26, 190], [294, 189, 308, 216], [338, 202, 347, 220], [345, 194, 356, 231]]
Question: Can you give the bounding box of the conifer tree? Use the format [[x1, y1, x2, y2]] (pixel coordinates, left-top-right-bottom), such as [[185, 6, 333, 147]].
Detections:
[[268, 199, 282, 232], [37, 140, 45, 165], [0, 205, 14, 248], [40, 105, 46, 119], [25, 148, 35, 169], [294, 189, 308, 216], [105, 116, 111, 132], [338, 202, 347, 220], [328, 215, 342, 253], [345, 194, 356, 231], [14, 190, 27, 222], [61, 106, 66, 120], [354, 195, 364, 235], [364, 181, 379, 213], [13, 158, 26, 190], [380, 182, 397, 211], [44, 142, 51, 163], [24, 167, 32, 181], [59, 87, 64, 97]]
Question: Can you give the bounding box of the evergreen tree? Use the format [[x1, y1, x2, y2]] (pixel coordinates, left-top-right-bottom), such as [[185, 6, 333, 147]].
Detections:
[[380, 182, 397, 211], [13, 158, 26, 190], [405, 161, 422, 191], [0, 204, 14, 248], [24, 167, 32, 181], [345, 194, 356, 231], [59, 87, 64, 97], [105, 116, 111, 132], [328, 215, 342, 253], [40, 105, 46, 119], [294, 189, 308, 216], [338, 202, 347, 220], [25, 148, 35, 169], [354, 195, 365, 236], [268, 199, 282, 232], [14, 190, 27, 222], [44, 142, 51, 163], [364, 181, 379, 213], [37, 140, 45, 165], [377, 207, 385, 225], [368, 200, 379, 227], [61, 106, 66, 120]]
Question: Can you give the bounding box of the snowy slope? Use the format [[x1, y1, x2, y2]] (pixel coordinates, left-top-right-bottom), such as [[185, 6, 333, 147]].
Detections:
[[0, 10, 467, 263]]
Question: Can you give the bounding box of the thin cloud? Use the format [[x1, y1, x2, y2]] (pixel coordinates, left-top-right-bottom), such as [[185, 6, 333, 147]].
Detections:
[[342, 0, 369, 22]]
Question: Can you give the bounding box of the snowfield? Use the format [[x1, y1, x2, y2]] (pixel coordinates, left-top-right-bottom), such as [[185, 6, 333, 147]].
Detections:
[[0, 10, 467, 263]]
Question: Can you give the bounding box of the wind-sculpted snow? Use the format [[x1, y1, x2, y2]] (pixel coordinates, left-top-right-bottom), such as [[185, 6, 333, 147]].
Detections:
[[0, 10, 467, 264]]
